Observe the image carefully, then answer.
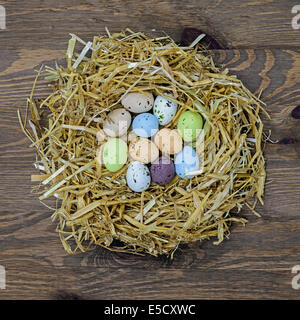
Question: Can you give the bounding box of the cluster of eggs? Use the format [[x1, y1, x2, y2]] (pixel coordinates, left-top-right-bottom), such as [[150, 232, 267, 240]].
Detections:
[[98, 92, 203, 192]]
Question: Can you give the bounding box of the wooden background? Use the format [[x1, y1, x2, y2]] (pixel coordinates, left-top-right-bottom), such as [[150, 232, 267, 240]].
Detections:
[[1, 0, 300, 300]]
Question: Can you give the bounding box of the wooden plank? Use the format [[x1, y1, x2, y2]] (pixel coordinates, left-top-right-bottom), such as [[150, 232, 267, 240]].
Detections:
[[0, 263, 299, 299], [0, 48, 300, 299], [213, 49, 300, 106], [0, 0, 299, 49], [0, 162, 299, 268], [1, 48, 300, 155], [2, 48, 300, 107]]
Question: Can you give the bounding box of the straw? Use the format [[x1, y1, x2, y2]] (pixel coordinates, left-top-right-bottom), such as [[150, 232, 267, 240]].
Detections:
[[21, 29, 267, 257]]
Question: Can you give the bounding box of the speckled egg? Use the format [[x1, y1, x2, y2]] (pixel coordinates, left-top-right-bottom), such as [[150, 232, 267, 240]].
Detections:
[[127, 130, 139, 143], [103, 138, 128, 172], [150, 156, 175, 186], [129, 138, 159, 164], [177, 111, 203, 142], [153, 95, 177, 125], [126, 161, 151, 192], [96, 129, 106, 143], [103, 108, 131, 137], [174, 146, 199, 179], [132, 113, 159, 138], [154, 128, 183, 155], [121, 92, 154, 113], [95, 144, 105, 165]]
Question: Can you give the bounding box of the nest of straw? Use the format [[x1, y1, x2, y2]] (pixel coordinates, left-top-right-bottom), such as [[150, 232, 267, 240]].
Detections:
[[19, 29, 268, 257]]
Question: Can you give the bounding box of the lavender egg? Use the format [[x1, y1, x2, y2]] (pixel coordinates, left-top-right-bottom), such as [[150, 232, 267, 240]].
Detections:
[[150, 156, 175, 186]]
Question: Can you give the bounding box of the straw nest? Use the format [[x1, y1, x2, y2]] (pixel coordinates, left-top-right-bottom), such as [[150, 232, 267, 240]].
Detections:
[[19, 29, 268, 257]]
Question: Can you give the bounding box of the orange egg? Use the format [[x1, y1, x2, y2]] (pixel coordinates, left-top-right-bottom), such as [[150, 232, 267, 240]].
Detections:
[[154, 128, 183, 155], [129, 138, 159, 164]]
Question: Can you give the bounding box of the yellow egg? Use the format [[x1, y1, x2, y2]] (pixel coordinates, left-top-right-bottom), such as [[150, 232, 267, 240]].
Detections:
[[129, 138, 159, 164], [154, 128, 183, 155]]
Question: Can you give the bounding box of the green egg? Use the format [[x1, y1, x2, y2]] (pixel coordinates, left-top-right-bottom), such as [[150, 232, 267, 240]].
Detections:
[[177, 111, 203, 142], [103, 138, 128, 172]]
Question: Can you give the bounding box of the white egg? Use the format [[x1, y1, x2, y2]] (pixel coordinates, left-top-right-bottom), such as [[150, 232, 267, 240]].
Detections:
[[103, 108, 131, 137], [126, 161, 151, 192], [153, 94, 177, 126], [121, 92, 154, 113]]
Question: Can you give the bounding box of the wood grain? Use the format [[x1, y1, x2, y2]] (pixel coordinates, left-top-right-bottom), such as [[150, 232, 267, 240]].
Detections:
[[0, 0, 299, 50], [1, 262, 298, 299], [0, 47, 300, 299], [1, 1, 300, 300]]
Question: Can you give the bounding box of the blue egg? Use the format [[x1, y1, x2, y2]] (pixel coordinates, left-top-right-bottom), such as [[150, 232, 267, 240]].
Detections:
[[132, 113, 159, 138], [175, 146, 199, 179]]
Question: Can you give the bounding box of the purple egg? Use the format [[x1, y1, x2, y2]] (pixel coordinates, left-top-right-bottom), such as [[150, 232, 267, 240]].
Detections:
[[150, 156, 175, 186]]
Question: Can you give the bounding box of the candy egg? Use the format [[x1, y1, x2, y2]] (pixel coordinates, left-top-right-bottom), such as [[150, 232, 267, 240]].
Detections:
[[96, 129, 106, 143], [95, 144, 105, 165], [103, 138, 128, 172], [177, 111, 203, 142], [153, 95, 177, 125], [154, 128, 183, 155], [127, 130, 139, 143], [121, 92, 154, 113], [150, 156, 175, 186], [126, 161, 151, 192], [129, 138, 159, 164], [132, 113, 159, 138], [174, 146, 199, 179], [103, 108, 131, 138]]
